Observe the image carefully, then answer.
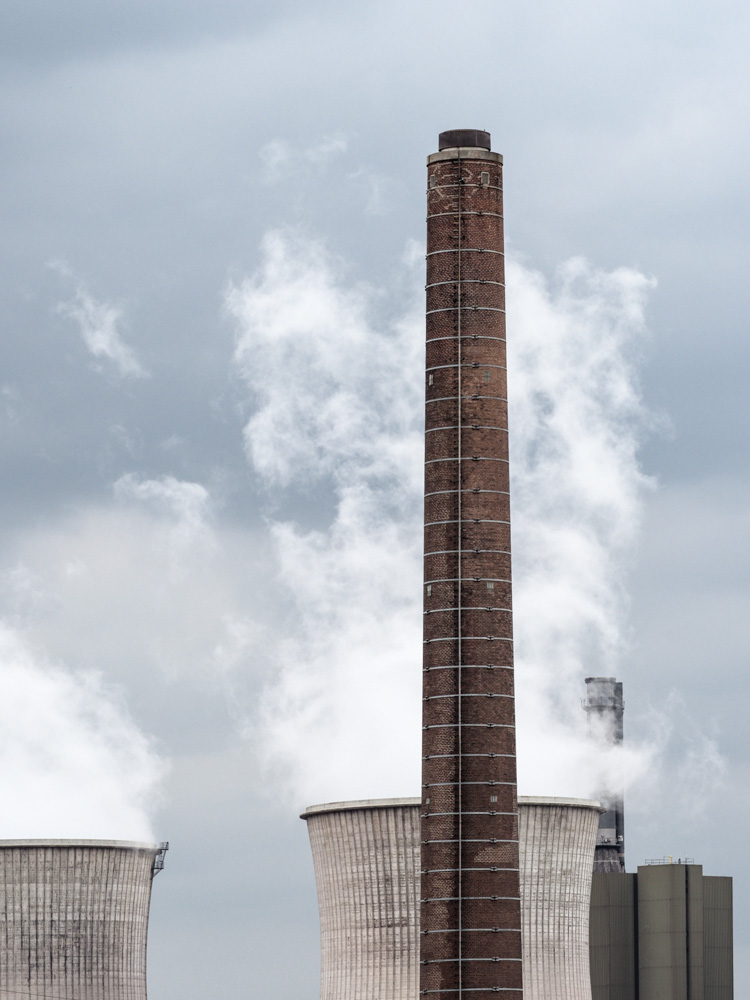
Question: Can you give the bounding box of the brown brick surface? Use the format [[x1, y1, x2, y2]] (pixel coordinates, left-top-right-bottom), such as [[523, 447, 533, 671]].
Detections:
[[421, 142, 521, 996]]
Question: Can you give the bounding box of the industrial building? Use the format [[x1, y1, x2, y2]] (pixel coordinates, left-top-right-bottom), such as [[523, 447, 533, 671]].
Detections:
[[0, 839, 167, 1000], [590, 861, 733, 1000], [422, 128, 521, 998], [302, 796, 602, 1000], [300, 132, 734, 1000]]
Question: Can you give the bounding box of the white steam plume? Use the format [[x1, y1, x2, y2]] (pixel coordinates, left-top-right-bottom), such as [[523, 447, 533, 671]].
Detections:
[[508, 257, 657, 795], [2, 474, 269, 691], [228, 231, 423, 803], [0, 472, 263, 841], [228, 230, 659, 806], [0, 623, 160, 840]]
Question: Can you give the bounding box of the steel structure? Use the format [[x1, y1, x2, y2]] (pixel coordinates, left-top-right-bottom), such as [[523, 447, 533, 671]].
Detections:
[[421, 128, 521, 998]]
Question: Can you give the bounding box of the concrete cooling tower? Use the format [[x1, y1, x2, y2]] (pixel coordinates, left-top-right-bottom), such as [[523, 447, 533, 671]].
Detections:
[[0, 839, 167, 1000], [519, 798, 603, 1000], [301, 800, 420, 1000], [302, 797, 601, 1000]]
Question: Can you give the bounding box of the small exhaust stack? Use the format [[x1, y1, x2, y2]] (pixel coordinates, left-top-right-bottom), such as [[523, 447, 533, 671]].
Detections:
[[584, 677, 625, 872]]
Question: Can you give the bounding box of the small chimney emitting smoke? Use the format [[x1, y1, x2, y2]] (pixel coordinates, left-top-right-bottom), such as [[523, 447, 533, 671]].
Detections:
[[584, 676, 625, 873]]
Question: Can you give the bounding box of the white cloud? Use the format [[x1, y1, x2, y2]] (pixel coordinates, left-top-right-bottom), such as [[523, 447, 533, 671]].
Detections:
[[346, 166, 396, 215], [1, 384, 21, 424], [304, 133, 348, 164], [115, 473, 215, 563], [259, 138, 293, 183], [57, 281, 148, 378]]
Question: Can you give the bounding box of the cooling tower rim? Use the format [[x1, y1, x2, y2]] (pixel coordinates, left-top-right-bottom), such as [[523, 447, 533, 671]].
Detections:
[[301, 797, 420, 820], [518, 796, 603, 811], [301, 795, 602, 820], [0, 839, 161, 851]]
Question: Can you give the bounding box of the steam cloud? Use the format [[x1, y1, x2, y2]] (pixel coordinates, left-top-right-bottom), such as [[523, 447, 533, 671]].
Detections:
[[228, 232, 424, 802], [0, 623, 159, 840], [228, 230, 660, 807], [508, 257, 657, 795], [0, 473, 267, 840]]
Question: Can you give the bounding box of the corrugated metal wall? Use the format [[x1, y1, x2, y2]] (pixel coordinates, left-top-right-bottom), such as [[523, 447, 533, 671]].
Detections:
[[590, 872, 637, 1000], [703, 876, 733, 1000], [591, 865, 734, 1000]]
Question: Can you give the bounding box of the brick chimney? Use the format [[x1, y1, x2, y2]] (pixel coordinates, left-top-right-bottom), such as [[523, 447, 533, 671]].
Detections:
[[421, 130, 522, 999]]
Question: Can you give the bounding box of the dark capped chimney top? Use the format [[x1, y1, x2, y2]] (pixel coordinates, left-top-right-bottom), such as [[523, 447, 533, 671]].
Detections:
[[438, 129, 491, 151]]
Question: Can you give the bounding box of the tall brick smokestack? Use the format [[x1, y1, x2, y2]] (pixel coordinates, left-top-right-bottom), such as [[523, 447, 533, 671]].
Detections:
[[421, 131, 522, 998]]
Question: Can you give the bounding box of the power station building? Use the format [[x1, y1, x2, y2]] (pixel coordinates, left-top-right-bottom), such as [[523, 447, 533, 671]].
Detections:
[[302, 797, 602, 1000], [0, 839, 167, 1000], [590, 862, 733, 1000], [299, 131, 734, 1000]]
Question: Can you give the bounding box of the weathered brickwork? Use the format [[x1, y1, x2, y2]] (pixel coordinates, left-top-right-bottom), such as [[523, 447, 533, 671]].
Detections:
[[421, 132, 522, 998]]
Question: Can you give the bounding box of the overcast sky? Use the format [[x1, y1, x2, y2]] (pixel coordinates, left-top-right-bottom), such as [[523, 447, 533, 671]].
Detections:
[[1, 0, 749, 996]]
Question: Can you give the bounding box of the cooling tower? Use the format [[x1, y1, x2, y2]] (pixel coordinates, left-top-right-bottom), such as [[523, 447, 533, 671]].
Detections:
[[301, 801, 420, 1000], [422, 128, 521, 999], [519, 798, 602, 1000], [0, 839, 166, 1000], [302, 797, 601, 1000]]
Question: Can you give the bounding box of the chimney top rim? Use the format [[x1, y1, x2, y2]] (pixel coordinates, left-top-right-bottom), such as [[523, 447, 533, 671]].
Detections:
[[438, 129, 491, 151]]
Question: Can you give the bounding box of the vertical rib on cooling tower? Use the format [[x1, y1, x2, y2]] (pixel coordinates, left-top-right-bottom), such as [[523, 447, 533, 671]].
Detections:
[[0, 840, 162, 1000], [421, 129, 522, 999]]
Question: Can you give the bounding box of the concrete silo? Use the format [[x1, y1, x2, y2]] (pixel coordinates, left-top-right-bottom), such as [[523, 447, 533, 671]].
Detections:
[[0, 839, 167, 1000], [302, 796, 601, 1000]]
